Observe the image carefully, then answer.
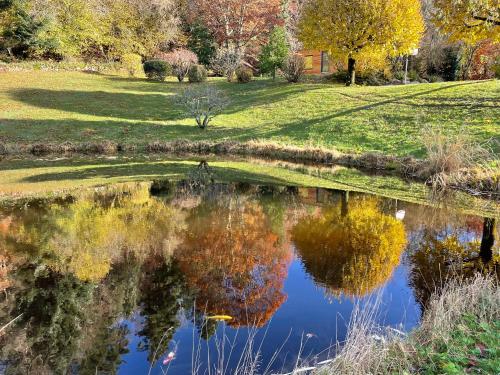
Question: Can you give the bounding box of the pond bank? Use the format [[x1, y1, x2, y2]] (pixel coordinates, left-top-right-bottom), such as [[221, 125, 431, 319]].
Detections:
[[314, 275, 499, 375], [0, 155, 498, 218], [1, 140, 498, 198]]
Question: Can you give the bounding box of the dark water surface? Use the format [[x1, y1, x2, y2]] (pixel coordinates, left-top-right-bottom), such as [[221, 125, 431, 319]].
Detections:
[[0, 180, 498, 374]]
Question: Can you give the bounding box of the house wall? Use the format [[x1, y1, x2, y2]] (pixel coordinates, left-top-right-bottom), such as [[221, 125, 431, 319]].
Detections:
[[299, 50, 337, 75]]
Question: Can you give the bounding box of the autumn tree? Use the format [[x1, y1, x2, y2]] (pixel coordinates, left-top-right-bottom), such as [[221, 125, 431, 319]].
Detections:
[[432, 0, 500, 45], [158, 48, 198, 82], [175, 199, 292, 327], [299, 0, 424, 85], [188, 0, 282, 60], [291, 197, 407, 297]]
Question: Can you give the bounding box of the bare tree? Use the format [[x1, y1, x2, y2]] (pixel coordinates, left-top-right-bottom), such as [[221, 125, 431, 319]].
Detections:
[[177, 86, 229, 129], [280, 53, 305, 82], [210, 47, 242, 81]]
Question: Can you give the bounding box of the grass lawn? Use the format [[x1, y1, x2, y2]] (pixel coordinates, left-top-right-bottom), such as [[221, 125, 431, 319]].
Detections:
[[0, 156, 498, 217], [0, 71, 498, 157]]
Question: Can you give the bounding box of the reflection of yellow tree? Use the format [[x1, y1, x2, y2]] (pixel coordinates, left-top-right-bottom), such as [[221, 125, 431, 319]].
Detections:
[[2, 187, 183, 282], [176, 200, 291, 327], [292, 197, 407, 297]]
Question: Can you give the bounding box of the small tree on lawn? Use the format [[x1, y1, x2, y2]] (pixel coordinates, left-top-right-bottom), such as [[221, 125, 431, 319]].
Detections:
[[260, 26, 290, 80], [177, 85, 229, 129], [210, 47, 241, 81], [280, 53, 305, 82], [158, 49, 199, 82]]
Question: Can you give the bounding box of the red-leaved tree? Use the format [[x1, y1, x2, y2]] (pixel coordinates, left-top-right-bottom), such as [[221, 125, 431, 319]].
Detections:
[[157, 49, 199, 82], [189, 0, 282, 59]]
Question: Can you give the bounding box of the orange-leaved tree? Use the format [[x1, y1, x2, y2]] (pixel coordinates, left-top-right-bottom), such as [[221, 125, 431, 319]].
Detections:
[[175, 199, 292, 328]]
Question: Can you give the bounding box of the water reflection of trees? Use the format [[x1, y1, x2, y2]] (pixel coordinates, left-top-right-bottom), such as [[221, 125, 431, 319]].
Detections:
[[292, 197, 407, 297], [0, 187, 184, 282], [0, 187, 189, 373], [176, 199, 292, 328], [407, 216, 499, 308]]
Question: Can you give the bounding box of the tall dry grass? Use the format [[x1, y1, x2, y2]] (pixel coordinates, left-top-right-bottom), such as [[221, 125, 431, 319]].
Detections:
[[419, 127, 499, 195], [316, 274, 499, 375]]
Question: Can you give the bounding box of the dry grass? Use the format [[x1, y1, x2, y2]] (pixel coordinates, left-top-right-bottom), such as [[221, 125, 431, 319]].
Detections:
[[317, 275, 499, 375], [418, 127, 499, 195]]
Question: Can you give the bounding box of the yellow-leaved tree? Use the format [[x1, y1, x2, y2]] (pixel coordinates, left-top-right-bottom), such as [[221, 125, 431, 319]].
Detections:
[[432, 0, 500, 45], [291, 197, 407, 298], [299, 0, 424, 85]]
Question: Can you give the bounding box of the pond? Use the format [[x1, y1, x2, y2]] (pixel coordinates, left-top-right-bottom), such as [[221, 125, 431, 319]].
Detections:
[[0, 177, 498, 374]]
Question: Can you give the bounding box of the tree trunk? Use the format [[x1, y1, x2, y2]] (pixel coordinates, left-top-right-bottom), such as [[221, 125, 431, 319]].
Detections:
[[347, 57, 356, 86], [341, 190, 349, 217], [480, 217, 495, 263]]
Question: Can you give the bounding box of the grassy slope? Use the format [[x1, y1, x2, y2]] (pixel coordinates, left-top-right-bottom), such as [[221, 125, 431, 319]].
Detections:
[[0, 156, 498, 217], [0, 71, 498, 157]]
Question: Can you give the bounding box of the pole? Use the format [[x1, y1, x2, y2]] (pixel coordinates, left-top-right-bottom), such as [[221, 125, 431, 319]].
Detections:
[[404, 55, 409, 84]]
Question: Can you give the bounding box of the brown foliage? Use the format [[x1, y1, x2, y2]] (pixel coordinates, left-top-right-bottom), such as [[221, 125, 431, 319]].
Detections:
[[175, 200, 292, 327], [189, 0, 282, 54]]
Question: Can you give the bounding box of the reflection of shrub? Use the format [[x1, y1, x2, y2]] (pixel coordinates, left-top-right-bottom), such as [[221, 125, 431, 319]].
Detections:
[[236, 66, 253, 83], [121, 53, 142, 77], [143, 60, 171, 81], [177, 85, 229, 129], [280, 54, 305, 83], [188, 64, 207, 83]]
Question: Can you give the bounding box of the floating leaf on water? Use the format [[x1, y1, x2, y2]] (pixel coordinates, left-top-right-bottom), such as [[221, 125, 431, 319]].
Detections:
[[162, 351, 176, 365]]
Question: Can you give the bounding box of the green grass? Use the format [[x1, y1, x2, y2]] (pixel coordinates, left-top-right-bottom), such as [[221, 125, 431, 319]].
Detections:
[[0, 71, 498, 157], [416, 315, 500, 374], [0, 156, 498, 217]]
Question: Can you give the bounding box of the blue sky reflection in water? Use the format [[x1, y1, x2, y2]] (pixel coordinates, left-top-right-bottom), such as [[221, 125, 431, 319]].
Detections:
[[0, 181, 497, 374]]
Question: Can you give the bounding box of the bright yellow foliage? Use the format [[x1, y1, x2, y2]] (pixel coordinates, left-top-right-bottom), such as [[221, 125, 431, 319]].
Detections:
[[432, 0, 500, 44], [292, 197, 407, 297], [299, 0, 424, 61]]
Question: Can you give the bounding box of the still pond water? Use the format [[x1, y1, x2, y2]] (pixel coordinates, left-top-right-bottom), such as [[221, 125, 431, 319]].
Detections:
[[0, 179, 498, 374]]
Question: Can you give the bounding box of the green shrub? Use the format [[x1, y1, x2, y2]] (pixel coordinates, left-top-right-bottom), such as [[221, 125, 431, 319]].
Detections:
[[428, 74, 444, 83], [143, 60, 171, 81], [408, 69, 419, 82], [122, 53, 142, 77], [331, 69, 389, 86], [235, 66, 253, 83], [188, 64, 208, 83], [331, 70, 350, 84]]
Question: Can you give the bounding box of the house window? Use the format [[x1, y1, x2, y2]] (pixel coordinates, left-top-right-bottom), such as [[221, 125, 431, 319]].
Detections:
[[321, 51, 329, 73], [304, 55, 313, 70]]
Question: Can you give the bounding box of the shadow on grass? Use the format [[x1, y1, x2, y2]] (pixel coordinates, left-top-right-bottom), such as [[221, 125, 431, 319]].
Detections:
[[17, 159, 297, 187], [0, 118, 266, 144], [9, 80, 324, 122]]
